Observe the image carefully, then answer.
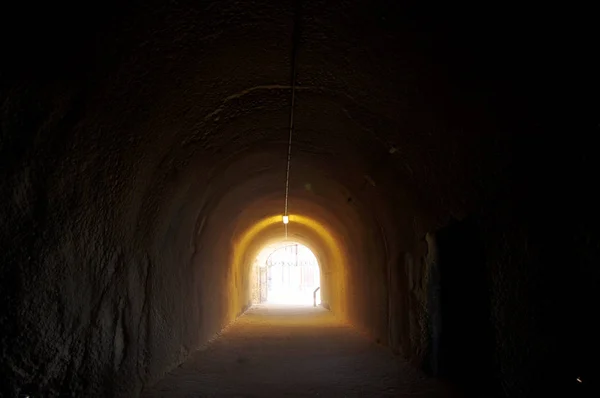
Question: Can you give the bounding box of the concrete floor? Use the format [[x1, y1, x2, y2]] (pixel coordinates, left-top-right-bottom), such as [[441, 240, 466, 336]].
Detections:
[[141, 305, 457, 397]]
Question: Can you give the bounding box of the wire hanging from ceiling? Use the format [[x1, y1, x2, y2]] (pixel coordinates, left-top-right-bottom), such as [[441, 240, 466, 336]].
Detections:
[[284, 3, 300, 239]]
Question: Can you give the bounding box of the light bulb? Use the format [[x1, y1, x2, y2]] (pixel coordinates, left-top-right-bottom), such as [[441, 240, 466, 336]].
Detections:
[[282, 215, 289, 224]]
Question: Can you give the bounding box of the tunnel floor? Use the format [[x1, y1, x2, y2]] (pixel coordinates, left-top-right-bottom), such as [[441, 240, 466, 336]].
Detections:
[[141, 305, 456, 397]]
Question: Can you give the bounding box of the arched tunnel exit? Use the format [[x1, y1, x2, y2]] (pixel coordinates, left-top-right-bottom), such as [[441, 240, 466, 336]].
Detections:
[[1, 1, 598, 397], [251, 241, 321, 306]]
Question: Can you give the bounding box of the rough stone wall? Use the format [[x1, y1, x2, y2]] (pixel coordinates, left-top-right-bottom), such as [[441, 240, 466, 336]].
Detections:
[[1, 1, 598, 397]]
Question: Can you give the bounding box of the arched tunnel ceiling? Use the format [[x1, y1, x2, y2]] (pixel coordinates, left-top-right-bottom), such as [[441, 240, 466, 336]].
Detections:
[[2, 1, 598, 397], [2, 0, 508, 224]]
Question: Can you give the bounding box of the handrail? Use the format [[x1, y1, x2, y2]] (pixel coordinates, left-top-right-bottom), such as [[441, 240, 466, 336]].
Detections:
[[313, 287, 320, 307]]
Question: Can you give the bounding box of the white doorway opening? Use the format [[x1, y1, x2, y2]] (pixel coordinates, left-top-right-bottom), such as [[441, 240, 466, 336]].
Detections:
[[252, 243, 321, 306]]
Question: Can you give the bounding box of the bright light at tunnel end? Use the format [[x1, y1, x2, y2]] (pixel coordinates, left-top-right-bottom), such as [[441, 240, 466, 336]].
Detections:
[[282, 215, 289, 224], [236, 214, 343, 311], [252, 242, 321, 306]]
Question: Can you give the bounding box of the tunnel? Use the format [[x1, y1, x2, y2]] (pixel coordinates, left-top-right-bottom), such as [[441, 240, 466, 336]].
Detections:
[[1, 1, 598, 397]]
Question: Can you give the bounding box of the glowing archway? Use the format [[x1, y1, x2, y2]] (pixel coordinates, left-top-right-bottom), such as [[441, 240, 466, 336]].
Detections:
[[228, 214, 348, 318], [251, 242, 321, 305]]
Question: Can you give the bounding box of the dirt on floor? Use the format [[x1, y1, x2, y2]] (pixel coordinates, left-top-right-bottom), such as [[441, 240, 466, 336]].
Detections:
[[141, 304, 459, 397]]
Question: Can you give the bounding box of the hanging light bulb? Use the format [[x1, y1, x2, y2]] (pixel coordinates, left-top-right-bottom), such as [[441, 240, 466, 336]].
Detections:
[[282, 9, 298, 236]]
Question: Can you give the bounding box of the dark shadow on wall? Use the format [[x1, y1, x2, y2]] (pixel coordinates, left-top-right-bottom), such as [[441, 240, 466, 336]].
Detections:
[[428, 218, 498, 397]]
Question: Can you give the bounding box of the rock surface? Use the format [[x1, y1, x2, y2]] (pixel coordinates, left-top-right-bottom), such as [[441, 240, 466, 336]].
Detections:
[[142, 305, 457, 398], [0, 1, 598, 397]]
